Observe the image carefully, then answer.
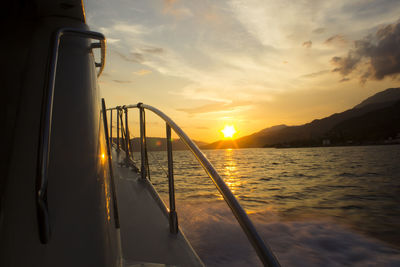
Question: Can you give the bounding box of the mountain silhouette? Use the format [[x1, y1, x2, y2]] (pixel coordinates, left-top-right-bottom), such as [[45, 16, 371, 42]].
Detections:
[[202, 87, 400, 149]]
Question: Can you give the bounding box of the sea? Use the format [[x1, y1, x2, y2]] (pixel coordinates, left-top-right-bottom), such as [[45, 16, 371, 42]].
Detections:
[[134, 145, 400, 266]]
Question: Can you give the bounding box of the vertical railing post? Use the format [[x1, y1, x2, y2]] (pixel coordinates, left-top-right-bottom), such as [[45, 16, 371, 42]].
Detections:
[[116, 107, 120, 151], [109, 109, 113, 146], [119, 109, 125, 151], [139, 106, 147, 179], [124, 107, 130, 166], [166, 123, 178, 234]]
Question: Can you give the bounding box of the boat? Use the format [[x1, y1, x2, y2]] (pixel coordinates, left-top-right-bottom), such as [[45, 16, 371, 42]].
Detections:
[[0, 1, 280, 266]]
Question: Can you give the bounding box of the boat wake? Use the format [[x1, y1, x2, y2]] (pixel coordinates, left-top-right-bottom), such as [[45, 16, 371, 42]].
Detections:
[[177, 200, 400, 267]]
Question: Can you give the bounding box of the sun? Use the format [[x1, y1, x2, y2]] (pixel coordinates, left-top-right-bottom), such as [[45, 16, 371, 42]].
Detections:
[[221, 125, 237, 139]]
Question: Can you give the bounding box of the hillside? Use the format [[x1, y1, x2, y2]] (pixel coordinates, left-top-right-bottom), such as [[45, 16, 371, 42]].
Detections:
[[354, 88, 400, 109], [202, 124, 288, 149], [326, 101, 400, 144], [202, 87, 400, 149]]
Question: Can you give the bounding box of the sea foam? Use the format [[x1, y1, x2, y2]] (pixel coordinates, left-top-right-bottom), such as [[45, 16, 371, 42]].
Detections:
[[178, 201, 400, 267]]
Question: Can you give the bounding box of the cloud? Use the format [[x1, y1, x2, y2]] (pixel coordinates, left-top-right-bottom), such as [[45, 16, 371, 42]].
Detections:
[[112, 80, 132, 84], [133, 69, 152, 76], [107, 38, 120, 44], [170, 85, 231, 103], [324, 34, 348, 46], [300, 70, 329, 79], [113, 23, 147, 35], [331, 20, 400, 83], [113, 50, 145, 63], [141, 46, 164, 54], [302, 40, 312, 48], [163, 0, 193, 18], [177, 101, 253, 115], [112, 46, 165, 64], [228, 0, 332, 48], [312, 28, 325, 34]]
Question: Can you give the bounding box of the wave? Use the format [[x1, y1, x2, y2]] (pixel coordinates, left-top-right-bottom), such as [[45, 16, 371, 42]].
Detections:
[[177, 200, 400, 267]]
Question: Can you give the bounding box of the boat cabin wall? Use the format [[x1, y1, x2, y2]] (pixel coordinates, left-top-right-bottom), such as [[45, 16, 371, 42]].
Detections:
[[0, 12, 120, 267]]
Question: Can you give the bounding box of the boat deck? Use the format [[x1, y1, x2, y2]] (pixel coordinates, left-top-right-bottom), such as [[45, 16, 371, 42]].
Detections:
[[112, 148, 203, 267]]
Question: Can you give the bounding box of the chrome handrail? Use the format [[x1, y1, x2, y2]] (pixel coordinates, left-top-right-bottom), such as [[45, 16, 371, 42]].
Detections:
[[107, 103, 280, 267], [36, 27, 106, 244]]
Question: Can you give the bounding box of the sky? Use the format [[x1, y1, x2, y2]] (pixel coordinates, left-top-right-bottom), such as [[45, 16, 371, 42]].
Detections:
[[84, 0, 400, 143]]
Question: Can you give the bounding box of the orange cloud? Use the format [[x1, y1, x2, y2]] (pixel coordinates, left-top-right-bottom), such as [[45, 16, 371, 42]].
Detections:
[[163, 0, 192, 18], [177, 101, 253, 115], [133, 69, 152, 76], [302, 40, 312, 48]]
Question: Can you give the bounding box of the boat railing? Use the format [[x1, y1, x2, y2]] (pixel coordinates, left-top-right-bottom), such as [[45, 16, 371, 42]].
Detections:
[[105, 101, 280, 267]]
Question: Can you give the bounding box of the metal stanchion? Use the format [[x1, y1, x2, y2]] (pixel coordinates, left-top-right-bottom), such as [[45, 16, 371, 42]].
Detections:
[[166, 123, 178, 234], [139, 106, 147, 179]]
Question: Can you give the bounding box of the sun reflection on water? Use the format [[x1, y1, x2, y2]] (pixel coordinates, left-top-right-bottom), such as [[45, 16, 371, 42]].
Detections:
[[221, 149, 242, 195]]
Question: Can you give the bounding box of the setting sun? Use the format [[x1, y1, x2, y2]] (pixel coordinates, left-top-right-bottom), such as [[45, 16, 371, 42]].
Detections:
[[221, 125, 237, 139]]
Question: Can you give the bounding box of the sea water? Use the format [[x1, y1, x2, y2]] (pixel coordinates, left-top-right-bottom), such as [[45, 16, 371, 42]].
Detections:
[[134, 145, 400, 266]]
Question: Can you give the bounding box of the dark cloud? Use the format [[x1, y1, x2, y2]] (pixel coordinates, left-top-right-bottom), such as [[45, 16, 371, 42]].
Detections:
[[130, 52, 145, 62], [302, 40, 312, 48], [113, 46, 164, 64], [112, 80, 132, 84], [341, 0, 400, 22], [114, 50, 145, 63], [312, 28, 325, 34], [330, 55, 358, 76], [324, 34, 347, 46], [331, 20, 400, 83], [141, 46, 164, 54]]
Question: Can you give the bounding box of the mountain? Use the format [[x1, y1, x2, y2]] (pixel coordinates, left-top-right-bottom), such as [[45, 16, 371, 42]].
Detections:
[[354, 87, 400, 109], [326, 100, 400, 144], [202, 87, 400, 149], [201, 124, 288, 149]]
